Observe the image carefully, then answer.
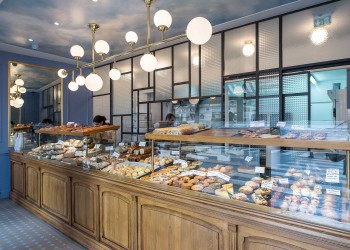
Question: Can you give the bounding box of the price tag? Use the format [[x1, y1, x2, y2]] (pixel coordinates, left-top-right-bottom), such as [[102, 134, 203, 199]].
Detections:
[[245, 156, 253, 162], [250, 120, 265, 128], [326, 188, 341, 196], [217, 172, 231, 181], [291, 125, 304, 130], [139, 141, 146, 147], [304, 170, 311, 176], [119, 142, 125, 146], [207, 171, 219, 177], [75, 151, 84, 157], [261, 180, 273, 189], [174, 159, 186, 164], [279, 178, 289, 185], [326, 169, 339, 183], [105, 146, 114, 151], [181, 162, 188, 168], [193, 171, 206, 177], [171, 150, 180, 156], [276, 121, 286, 128], [181, 171, 194, 176], [217, 155, 230, 162], [113, 152, 120, 159], [255, 166, 265, 174]]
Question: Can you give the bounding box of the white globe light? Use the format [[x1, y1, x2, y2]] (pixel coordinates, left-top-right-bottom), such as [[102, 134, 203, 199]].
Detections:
[[189, 98, 199, 105], [76, 75, 86, 86], [68, 81, 79, 91], [109, 68, 121, 81], [242, 41, 255, 57], [19, 87, 26, 93], [10, 86, 16, 94], [10, 99, 14, 106], [58, 69, 68, 78], [95, 40, 110, 55], [125, 31, 138, 45], [310, 27, 328, 45], [154, 10, 172, 30], [16, 98, 24, 105], [15, 78, 24, 86], [85, 73, 103, 91], [70, 45, 84, 58], [186, 17, 212, 45], [140, 53, 158, 72], [13, 101, 22, 108]]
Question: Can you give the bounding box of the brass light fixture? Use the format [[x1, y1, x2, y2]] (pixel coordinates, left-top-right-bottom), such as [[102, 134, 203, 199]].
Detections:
[[58, 0, 213, 92], [10, 74, 26, 109]]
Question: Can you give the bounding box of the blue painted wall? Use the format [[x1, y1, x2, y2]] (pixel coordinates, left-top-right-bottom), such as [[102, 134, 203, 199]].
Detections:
[[0, 51, 92, 198]]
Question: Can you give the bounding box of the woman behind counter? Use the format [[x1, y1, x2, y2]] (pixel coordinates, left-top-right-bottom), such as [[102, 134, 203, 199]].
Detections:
[[93, 115, 114, 144]]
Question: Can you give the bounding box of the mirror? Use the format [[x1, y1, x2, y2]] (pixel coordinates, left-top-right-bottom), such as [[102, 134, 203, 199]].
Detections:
[[8, 61, 63, 147]]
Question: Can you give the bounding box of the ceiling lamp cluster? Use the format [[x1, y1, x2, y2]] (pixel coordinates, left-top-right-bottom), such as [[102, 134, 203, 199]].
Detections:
[[10, 74, 26, 109], [57, 0, 213, 92]]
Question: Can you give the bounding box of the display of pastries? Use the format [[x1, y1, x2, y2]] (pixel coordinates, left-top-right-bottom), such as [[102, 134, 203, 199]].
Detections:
[[153, 123, 206, 135]]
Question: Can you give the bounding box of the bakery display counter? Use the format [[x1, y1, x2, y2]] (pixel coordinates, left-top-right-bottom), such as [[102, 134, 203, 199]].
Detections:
[[10, 133, 350, 250]]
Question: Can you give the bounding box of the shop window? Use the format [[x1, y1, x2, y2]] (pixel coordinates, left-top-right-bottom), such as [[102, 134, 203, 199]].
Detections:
[[201, 33, 222, 96], [283, 0, 350, 67], [259, 18, 279, 70], [174, 43, 189, 83], [225, 24, 256, 75]]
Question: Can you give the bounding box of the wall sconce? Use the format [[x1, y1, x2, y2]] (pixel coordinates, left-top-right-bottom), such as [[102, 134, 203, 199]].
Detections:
[[242, 40, 255, 57], [310, 14, 331, 46], [189, 98, 199, 105]]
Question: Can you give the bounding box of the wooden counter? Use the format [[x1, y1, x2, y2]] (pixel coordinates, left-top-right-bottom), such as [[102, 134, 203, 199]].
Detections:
[[10, 151, 350, 250]]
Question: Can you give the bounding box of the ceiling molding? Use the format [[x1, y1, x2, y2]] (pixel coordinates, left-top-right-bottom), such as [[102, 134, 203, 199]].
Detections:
[[0, 42, 77, 65]]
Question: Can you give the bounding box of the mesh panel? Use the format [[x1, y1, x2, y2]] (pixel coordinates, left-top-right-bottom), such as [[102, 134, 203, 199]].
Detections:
[[258, 97, 279, 127], [133, 91, 138, 114], [283, 73, 308, 94], [112, 116, 122, 143], [224, 24, 256, 75], [155, 48, 172, 69], [174, 84, 189, 99], [93, 65, 110, 96], [115, 59, 131, 73], [133, 55, 148, 89], [112, 73, 131, 115], [122, 116, 132, 133], [93, 95, 110, 122], [245, 79, 256, 97], [259, 18, 279, 70], [201, 34, 222, 96], [174, 43, 189, 83], [191, 44, 200, 97], [244, 99, 256, 123], [155, 69, 172, 101], [284, 95, 308, 125], [259, 72, 279, 96]]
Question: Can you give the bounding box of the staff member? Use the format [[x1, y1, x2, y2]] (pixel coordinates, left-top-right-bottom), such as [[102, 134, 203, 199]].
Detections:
[[154, 113, 176, 128], [93, 115, 114, 143]]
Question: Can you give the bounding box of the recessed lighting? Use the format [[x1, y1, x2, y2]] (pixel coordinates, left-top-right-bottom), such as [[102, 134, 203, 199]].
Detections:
[[54, 22, 59, 26], [28, 38, 33, 42]]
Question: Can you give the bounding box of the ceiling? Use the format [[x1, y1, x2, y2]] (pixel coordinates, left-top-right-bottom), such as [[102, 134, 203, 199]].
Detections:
[[0, 0, 298, 61]]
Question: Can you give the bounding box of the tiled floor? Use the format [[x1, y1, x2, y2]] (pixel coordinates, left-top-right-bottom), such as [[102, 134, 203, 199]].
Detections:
[[0, 199, 85, 250]]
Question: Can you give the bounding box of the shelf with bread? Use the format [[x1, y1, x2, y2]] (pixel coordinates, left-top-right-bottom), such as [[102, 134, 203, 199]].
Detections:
[[34, 124, 120, 136]]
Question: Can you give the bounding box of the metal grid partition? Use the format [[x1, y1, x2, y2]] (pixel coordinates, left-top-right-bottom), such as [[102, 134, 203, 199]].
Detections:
[[259, 73, 279, 97], [190, 43, 200, 97], [259, 18, 279, 70], [244, 79, 256, 98], [284, 95, 309, 125], [282, 72, 308, 94], [112, 73, 132, 115], [201, 34, 222, 97], [93, 95, 110, 123], [112, 116, 122, 142], [122, 115, 132, 133]]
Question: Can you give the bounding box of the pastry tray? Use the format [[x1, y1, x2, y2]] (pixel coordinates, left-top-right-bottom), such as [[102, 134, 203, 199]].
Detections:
[[114, 161, 160, 179]]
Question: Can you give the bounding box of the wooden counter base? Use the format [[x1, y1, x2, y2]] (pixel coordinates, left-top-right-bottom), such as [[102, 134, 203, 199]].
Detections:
[[10, 151, 350, 250]]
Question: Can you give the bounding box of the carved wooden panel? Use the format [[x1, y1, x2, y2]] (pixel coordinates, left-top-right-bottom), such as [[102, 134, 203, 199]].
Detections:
[[41, 171, 71, 223], [11, 161, 25, 197], [237, 226, 328, 250], [26, 164, 40, 206], [139, 205, 223, 250], [72, 179, 99, 240], [100, 187, 134, 249]]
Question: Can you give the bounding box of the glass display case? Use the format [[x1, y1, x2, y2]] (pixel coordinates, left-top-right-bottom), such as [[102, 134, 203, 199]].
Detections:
[[144, 125, 350, 231]]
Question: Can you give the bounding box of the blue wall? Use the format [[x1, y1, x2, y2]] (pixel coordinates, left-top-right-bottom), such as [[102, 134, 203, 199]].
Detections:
[[0, 51, 92, 198]]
